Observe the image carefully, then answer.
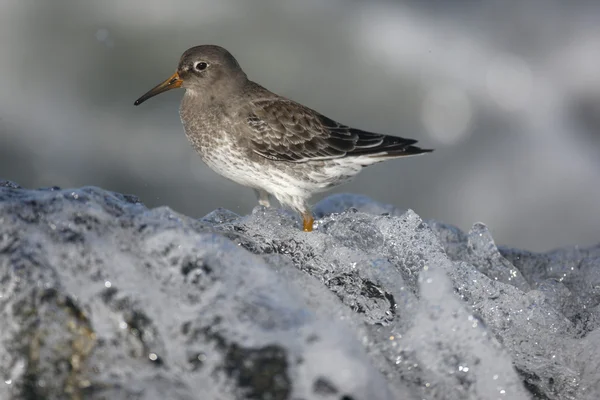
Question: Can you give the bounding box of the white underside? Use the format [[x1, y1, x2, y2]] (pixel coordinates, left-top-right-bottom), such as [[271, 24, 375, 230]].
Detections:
[[202, 147, 376, 213]]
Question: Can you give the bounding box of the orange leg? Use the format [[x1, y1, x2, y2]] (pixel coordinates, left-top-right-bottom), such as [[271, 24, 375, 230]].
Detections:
[[302, 212, 314, 232]]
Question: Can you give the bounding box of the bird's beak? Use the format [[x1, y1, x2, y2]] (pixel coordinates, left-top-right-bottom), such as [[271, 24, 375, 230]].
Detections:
[[134, 72, 183, 106]]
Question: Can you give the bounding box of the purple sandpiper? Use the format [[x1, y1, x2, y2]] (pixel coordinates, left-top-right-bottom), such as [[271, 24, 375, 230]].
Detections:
[[134, 45, 432, 232]]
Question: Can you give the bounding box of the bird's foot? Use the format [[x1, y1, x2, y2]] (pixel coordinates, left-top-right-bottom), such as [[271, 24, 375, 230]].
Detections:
[[254, 189, 271, 208], [258, 199, 271, 208], [302, 212, 314, 232]]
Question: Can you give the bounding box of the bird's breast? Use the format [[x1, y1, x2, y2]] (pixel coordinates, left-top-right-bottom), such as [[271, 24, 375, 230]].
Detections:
[[180, 104, 230, 153], [180, 105, 249, 174]]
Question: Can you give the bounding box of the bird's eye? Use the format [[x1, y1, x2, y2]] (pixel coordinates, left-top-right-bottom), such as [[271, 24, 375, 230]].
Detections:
[[194, 62, 208, 71]]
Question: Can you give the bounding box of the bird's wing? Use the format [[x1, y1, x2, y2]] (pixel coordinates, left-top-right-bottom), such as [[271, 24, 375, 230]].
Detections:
[[240, 99, 431, 163]]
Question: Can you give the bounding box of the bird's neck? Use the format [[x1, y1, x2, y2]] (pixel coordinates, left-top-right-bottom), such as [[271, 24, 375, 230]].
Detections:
[[180, 89, 216, 115], [179, 90, 230, 132]]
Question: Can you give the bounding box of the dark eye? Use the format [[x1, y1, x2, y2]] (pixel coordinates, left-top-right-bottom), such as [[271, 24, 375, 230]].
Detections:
[[194, 62, 208, 71]]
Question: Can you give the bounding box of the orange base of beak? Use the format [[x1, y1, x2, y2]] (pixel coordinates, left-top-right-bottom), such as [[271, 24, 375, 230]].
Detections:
[[134, 71, 183, 106]]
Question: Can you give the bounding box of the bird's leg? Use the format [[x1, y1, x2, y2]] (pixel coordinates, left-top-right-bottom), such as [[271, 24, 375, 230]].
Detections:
[[302, 211, 314, 232], [254, 189, 271, 208]]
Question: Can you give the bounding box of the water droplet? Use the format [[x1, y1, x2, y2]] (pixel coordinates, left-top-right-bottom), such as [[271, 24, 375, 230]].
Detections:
[[95, 28, 109, 42]]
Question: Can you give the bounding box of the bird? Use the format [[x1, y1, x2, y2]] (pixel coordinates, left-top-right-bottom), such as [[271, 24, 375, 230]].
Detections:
[[134, 45, 432, 232]]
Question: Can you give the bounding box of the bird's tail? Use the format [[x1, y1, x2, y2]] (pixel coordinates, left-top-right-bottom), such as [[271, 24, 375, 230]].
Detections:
[[352, 134, 433, 159]]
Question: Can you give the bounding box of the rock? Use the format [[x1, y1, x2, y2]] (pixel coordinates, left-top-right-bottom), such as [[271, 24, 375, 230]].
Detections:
[[0, 182, 598, 400]]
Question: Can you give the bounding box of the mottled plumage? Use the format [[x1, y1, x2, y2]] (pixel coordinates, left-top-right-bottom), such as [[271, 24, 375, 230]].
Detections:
[[134, 45, 433, 231]]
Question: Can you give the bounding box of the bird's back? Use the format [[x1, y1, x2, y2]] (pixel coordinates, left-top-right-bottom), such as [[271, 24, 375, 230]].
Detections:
[[230, 81, 433, 165]]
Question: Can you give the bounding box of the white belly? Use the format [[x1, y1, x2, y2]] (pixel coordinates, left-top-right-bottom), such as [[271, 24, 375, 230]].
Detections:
[[189, 130, 365, 211]]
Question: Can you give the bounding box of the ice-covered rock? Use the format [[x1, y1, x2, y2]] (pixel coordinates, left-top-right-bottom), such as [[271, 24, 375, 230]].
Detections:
[[0, 182, 598, 400]]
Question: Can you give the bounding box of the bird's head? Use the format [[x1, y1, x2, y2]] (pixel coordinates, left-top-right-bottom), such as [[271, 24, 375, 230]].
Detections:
[[134, 45, 247, 106]]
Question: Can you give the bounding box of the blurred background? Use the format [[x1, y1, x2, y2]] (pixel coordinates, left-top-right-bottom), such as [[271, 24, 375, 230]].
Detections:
[[0, 0, 599, 252]]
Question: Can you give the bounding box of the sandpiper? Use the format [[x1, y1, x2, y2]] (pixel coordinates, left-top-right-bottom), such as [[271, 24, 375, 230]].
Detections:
[[134, 45, 432, 232]]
